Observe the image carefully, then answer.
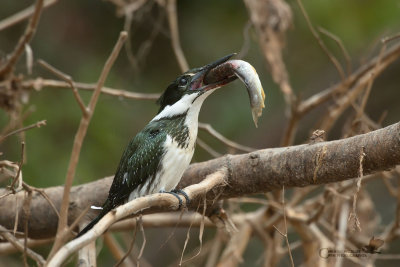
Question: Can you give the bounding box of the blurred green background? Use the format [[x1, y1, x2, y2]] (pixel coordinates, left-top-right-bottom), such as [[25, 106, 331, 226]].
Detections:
[[1, 0, 400, 266]]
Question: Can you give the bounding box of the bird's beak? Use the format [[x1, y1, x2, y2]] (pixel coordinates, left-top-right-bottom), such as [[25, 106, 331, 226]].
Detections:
[[189, 53, 238, 91]]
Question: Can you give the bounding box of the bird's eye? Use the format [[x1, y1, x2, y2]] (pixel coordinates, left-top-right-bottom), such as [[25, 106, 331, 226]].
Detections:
[[178, 77, 188, 87]]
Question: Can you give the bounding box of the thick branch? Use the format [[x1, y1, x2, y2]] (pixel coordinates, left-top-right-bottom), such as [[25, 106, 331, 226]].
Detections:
[[48, 170, 226, 266], [0, 122, 399, 239]]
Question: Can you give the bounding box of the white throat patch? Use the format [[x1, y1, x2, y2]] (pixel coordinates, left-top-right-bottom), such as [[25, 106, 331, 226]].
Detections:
[[152, 91, 212, 121]]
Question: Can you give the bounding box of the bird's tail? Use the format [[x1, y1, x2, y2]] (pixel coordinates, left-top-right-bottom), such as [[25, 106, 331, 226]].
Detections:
[[76, 202, 112, 238], [76, 214, 103, 238]]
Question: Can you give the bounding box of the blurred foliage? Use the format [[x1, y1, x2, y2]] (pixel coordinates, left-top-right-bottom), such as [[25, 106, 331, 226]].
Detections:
[[0, 0, 399, 266]]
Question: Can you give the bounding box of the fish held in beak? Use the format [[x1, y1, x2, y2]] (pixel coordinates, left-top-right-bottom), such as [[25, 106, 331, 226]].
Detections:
[[204, 59, 266, 127]]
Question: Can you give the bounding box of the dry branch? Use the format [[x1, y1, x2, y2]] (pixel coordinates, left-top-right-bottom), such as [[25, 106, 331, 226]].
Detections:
[[198, 122, 256, 153], [104, 232, 135, 267], [0, 120, 46, 143], [0, 0, 56, 32], [0, 238, 53, 255], [47, 169, 227, 266], [0, 121, 399, 240], [166, 0, 189, 72], [0, 225, 45, 266], [37, 60, 87, 115], [244, 0, 294, 105], [296, 0, 345, 81], [21, 78, 160, 100], [49, 31, 127, 258], [281, 39, 400, 145], [0, 0, 44, 78], [298, 40, 400, 116]]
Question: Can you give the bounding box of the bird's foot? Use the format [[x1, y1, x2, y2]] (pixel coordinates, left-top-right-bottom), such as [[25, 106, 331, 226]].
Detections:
[[159, 190, 184, 209], [171, 189, 190, 205]]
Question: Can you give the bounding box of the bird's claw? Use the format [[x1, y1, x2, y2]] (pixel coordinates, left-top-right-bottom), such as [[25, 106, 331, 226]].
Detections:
[[172, 189, 190, 205], [160, 190, 185, 209]]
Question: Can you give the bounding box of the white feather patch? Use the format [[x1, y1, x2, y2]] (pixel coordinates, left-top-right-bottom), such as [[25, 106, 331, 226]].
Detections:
[[127, 90, 213, 201]]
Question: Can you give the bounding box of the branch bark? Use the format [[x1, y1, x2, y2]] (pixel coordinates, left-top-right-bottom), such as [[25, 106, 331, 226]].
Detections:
[[0, 121, 399, 239]]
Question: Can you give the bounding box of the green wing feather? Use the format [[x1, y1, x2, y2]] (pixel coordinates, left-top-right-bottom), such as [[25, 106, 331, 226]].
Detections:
[[77, 121, 167, 237], [108, 121, 167, 208]]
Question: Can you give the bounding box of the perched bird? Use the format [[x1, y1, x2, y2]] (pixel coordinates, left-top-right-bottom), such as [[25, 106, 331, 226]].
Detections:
[[77, 54, 240, 237]]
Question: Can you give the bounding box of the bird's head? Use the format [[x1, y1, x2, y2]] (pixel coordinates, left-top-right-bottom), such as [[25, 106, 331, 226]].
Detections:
[[155, 54, 237, 118]]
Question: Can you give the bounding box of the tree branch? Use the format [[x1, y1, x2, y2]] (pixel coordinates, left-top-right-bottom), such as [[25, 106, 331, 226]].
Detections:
[[21, 78, 160, 100], [47, 169, 226, 266], [48, 31, 127, 258], [0, 0, 56, 32], [0, 121, 399, 240], [0, 0, 44, 78], [165, 0, 189, 72], [0, 225, 45, 266]]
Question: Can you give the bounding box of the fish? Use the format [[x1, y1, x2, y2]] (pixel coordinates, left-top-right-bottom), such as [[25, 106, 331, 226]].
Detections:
[[204, 59, 265, 127]]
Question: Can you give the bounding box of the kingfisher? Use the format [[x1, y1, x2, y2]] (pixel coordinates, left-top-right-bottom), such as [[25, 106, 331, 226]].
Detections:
[[76, 54, 244, 237]]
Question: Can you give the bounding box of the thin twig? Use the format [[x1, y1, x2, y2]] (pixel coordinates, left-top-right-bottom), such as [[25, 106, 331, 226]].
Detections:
[[9, 142, 25, 192], [21, 78, 160, 100], [179, 212, 196, 266], [135, 4, 166, 71], [204, 231, 223, 267], [104, 234, 133, 267], [37, 60, 87, 115], [136, 216, 146, 267], [122, 0, 147, 73], [165, 0, 189, 72], [348, 147, 366, 232], [13, 196, 20, 235], [48, 31, 127, 258], [104, 233, 126, 266], [237, 20, 253, 59], [179, 201, 204, 265], [0, 0, 56, 32], [68, 205, 91, 236], [114, 221, 137, 267], [0, 237, 53, 255], [198, 122, 256, 152], [217, 222, 252, 265], [68, 205, 93, 265], [296, 0, 345, 81], [22, 182, 60, 218], [298, 40, 400, 116], [0, 191, 12, 200], [0, 0, 44, 77], [356, 33, 400, 121], [318, 26, 352, 75], [22, 190, 33, 267], [0, 225, 45, 266], [381, 172, 397, 197], [123, 11, 139, 74], [319, 41, 400, 132], [381, 33, 400, 44], [196, 137, 222, 158], [281, 107, 300, 147], [0, 120, 46, 143], [355, 43, 385, 122], [272, 186, 295, 267], [191, 197, 206, 262], [334, 200, 349, 267]]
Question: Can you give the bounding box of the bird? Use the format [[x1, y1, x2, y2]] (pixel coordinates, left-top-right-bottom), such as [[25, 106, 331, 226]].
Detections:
[[76, 54, 239, 237]]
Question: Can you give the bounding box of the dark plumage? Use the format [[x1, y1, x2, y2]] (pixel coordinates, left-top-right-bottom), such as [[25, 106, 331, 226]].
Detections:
[[76, 54, 236, 238]]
